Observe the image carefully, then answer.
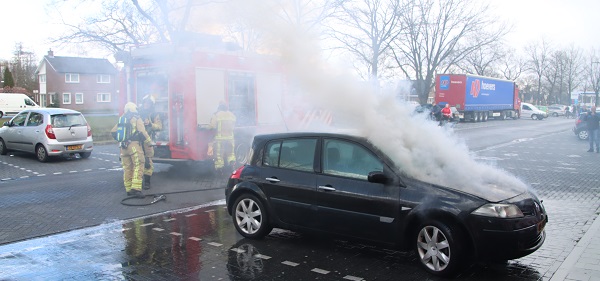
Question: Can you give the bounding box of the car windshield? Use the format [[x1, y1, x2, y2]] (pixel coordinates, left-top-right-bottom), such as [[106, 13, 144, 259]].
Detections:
[[51, 114, 86, 128]]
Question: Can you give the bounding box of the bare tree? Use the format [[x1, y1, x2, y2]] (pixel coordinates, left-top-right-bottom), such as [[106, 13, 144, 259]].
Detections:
[[562, 45, 584, 105], [457, 40, 505, 77], [543, 50, 566, 104], [392, 0, 508, 104], [499, 48, 526, 81], [329, 0, 406, 82], [588, 48, 600, 106], [524, 38, 552, 104], [51, 1, 162, 54], [10, 43, 38, 93]]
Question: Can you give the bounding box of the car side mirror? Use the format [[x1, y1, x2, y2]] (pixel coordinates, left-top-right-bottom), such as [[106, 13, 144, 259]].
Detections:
[[3, 121, 11, 127], [368, 171, 389, 184]]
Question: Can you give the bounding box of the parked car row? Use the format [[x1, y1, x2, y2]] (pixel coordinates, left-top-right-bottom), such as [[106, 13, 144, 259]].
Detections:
[[0, 108, 93, 162]]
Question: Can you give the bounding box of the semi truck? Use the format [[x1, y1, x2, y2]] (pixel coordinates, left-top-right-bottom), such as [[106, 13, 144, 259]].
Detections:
[[434, 74, 521, 122]]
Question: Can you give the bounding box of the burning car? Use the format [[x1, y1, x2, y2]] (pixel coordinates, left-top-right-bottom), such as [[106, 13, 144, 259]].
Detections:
[[225, 132, 548, 277]]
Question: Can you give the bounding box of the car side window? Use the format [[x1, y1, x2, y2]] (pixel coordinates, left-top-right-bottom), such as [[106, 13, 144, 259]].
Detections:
[[323, 139, 383, 180], [263, 138, 317, 172], [11, 112, 28, 127], [523, 105, 531, 110], [26, 113, 43, 127], [24, 98, 35, 106]]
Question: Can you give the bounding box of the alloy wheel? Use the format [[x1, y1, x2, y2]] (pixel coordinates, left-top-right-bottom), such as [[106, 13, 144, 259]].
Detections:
[[235, 198, 263, 235], [417, 225, 451, 272]]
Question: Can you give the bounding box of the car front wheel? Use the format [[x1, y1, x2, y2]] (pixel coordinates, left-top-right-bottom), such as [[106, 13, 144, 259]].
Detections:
[[532, 114, 538, 120], [0, 138, 7, 155], [415, 221, 466, 277], [80, 152, 91, 159], [36, 145, 49, 162], [233, 194, 272, 239]]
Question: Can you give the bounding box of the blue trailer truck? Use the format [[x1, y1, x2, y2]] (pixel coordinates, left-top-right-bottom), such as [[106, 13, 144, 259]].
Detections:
[[435, 74, 521, 122]]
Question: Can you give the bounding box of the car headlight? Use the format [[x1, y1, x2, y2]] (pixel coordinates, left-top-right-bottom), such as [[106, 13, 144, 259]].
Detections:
[[472, 203, 524, 218]]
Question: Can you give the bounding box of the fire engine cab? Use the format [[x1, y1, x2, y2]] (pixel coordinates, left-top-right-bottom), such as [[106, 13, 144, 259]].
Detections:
[[119, 38, 289, 167]]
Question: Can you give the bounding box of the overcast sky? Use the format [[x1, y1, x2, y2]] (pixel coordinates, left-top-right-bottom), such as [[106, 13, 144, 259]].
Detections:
[[1, 0, 599, 61]]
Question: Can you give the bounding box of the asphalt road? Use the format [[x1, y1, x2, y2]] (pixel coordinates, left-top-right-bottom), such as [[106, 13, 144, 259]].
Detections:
[[0, 116, 598, 280]]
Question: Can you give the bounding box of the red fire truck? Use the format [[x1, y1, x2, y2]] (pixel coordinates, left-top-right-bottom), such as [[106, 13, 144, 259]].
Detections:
[[119, 40, 292, 167]]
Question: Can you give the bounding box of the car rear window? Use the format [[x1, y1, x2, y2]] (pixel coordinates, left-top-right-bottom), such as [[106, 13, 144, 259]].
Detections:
[[51, 114, 87, 128], [263, 138, 317, 172]]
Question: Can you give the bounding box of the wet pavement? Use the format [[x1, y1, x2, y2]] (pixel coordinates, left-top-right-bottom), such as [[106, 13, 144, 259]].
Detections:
[[0, 125, 599, 280]]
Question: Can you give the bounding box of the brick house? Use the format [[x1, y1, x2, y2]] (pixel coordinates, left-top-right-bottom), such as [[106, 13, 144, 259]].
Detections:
[[35, 50, 119, 113]]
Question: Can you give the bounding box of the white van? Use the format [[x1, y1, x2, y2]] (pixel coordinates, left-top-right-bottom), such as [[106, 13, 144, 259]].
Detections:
[[0, 93, 40, 118], [520, 102, 547, 120]]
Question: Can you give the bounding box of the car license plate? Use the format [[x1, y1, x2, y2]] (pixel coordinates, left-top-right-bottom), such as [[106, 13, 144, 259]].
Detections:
[[67, 145, 83, 151]]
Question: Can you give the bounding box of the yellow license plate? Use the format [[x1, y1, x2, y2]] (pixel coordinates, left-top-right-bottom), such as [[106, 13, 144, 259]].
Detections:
[[67, 145, 83, 150]]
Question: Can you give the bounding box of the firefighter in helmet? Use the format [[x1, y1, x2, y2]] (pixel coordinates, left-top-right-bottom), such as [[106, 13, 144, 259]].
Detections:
[[138, 95, 162, 189], [111, 102, 152, 197], [208, 101, 236, 173]]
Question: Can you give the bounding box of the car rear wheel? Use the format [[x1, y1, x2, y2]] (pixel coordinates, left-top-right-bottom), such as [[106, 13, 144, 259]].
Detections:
[[578, 130, 589, 140], [415, 221, 466, 277], [552, 112, 558, 117], [0, 138, 7, 155], [233, 194, 272, 239], [36, 145, 49, 162], [80, 152, 91, 159]]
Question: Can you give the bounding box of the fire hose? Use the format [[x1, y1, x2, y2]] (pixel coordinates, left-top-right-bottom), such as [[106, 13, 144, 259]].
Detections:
[[120, 187, 224, 206]]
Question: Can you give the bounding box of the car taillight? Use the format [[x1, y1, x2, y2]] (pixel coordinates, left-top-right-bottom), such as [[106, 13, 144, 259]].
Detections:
[[87, 124, 92, 137], [45, 124, 56, 139], [230, 166, 245, 179], [576, 119, 581, 125]]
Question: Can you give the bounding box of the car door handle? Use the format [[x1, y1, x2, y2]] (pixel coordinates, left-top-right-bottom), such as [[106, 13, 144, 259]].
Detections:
[[318, 185, 336, 192], [265, 177, 280, 183]]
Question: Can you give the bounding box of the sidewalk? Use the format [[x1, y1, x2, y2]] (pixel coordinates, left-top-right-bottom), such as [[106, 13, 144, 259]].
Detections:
[[550, 213, 600, 281]]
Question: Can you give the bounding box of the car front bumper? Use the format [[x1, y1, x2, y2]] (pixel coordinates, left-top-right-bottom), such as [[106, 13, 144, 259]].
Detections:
[[468, 215, 547, 261]]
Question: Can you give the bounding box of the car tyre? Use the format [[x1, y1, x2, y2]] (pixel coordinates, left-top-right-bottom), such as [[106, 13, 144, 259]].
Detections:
[[531, 114, 538, 120], [233, 194, 272, 239], [415, 220, 467, 277], [578, 130, 589, 140], [552, 112, 558, 117], [0, 138, 7, 155], [80, 152, 92, 159], [36, 144, 49, 162]]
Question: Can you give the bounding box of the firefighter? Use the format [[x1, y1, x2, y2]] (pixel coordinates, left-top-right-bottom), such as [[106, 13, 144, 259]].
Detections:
[[111, 102, 152, 197], [138, 95, 162, 190], [208, 101, 237, 174]]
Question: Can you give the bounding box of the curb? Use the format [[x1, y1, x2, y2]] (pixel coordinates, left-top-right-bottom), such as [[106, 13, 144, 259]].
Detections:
[[549, 212, 600, 281]]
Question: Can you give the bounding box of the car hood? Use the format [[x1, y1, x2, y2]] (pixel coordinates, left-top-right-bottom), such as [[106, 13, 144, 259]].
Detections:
[[401, 175, 528, 203], [449, 181, 527, 202]]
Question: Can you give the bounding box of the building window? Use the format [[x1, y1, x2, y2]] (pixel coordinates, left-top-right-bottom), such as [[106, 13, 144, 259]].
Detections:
[[97, 74, 111, 83], [97, 93, 111, 102], [49, 92, 56, 105], [75, 93, 84, 104], [65, 73, 79, 83], [39, 74, 46, 84], [63, 93, 72, 104]]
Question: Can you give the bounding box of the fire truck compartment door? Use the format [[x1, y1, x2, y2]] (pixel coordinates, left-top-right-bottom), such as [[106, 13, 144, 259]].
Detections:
[[196, 68, 225, 125], [256, 73, 284, 125]]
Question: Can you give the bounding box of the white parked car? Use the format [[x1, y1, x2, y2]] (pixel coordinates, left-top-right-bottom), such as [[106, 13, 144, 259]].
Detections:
[[521, 103, 547, 120], [0, 108, 93, 162]]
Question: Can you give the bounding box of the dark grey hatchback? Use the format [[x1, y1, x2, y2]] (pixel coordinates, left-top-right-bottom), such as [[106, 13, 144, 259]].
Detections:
[[225, 132, 547, 277]]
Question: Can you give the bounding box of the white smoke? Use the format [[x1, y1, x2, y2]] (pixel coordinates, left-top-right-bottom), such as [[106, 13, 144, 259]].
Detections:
[[224, 0, 529, 195]]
